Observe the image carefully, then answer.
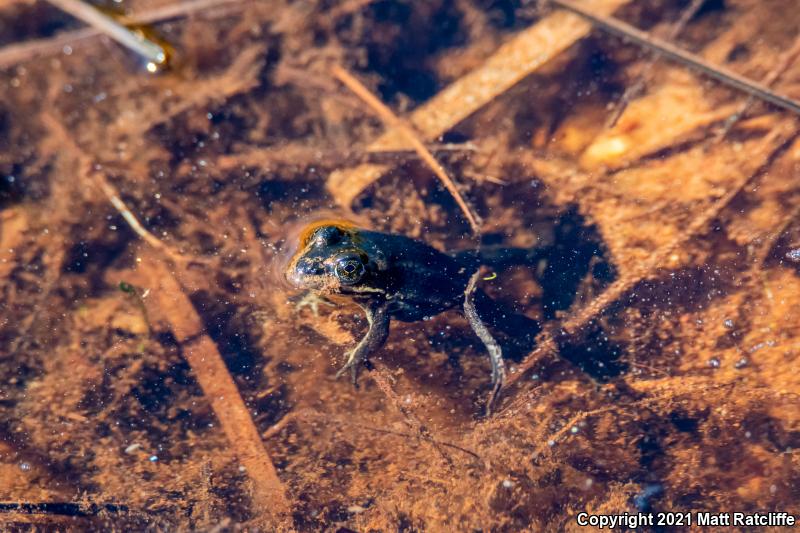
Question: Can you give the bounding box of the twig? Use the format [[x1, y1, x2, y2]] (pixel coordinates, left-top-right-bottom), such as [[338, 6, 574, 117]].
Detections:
[[325, 0, 634, 207], [716, 33, 800, 140], [92, 174, 182, 261], [552, 0, 800, 116], [214, 142, 478, 172], [0, 0, 246, 69], [263, 409, 482, 462], [45, 0, 166, 69], [503, 124, 799, 395], [122, 0, 246, 25], [40, 112, 291, 524], [135, 252, 291, 522], [368, 361, 455, 468], [331, 65, 482, 233], [605, 0, 706, 128]]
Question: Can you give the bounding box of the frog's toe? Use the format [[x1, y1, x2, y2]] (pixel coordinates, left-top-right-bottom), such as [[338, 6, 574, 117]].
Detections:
[[292, 292, 335, 316], [335, 356, 361, 387]]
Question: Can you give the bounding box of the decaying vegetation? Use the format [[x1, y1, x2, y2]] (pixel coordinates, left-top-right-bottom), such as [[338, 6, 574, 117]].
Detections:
[[1, 0, 799, 529]]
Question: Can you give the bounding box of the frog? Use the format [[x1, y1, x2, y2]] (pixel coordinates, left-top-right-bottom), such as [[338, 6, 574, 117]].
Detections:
[[284, 220, 541, 398]]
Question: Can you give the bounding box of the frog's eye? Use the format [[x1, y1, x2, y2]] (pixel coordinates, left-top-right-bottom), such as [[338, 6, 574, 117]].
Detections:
[[333, 254, 365, 284], [313, 226, 344, 246]]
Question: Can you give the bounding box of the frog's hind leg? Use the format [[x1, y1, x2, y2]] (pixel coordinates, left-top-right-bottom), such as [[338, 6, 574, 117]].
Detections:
[[336, 301, 390, 386], [464, 275, 506, 414]]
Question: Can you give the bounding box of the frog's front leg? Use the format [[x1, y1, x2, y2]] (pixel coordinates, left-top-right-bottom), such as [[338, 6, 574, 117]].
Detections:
[[291, 291, 335, 316], [335, 300, 390, 386]]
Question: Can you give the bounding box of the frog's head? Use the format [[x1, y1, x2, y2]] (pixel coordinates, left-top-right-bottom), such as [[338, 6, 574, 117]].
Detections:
[[285, 222, 385, 294]]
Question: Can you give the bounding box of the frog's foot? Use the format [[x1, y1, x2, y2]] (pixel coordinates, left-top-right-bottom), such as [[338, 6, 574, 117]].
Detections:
[[335, 348, 367, 386], [291, 291, 335, 316], [486, 360, 506, 415]]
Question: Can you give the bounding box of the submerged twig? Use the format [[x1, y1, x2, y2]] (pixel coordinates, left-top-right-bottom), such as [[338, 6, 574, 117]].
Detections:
[[92, 174, 184, 262], [369, 361, 455, 468], [605, 0, 706, 128], [45, 0, 166, 69], [263, 408, 482, 462], [0, 0, 245, 69], [214, 142, 478, 172], [40, 112, 291, 524], [716, 33, 800, 139], [331, 65, 482, 233], [552, 0, 800, 117], [326, 0, 634, 207], [135, 254, 291, 521]]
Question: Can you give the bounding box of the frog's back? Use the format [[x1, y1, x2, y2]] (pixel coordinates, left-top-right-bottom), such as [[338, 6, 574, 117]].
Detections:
[[360, 230, 473, 321]]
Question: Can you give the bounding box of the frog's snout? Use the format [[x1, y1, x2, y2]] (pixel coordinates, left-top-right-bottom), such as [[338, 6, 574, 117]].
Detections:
[[286, 258, 325, 288]]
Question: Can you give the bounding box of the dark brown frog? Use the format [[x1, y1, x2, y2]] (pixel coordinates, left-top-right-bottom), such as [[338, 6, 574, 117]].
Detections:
[[285, 220, 541, 396]]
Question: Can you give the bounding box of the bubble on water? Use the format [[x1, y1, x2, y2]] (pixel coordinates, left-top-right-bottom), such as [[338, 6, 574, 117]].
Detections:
[[723, 319, 734, 329], [708, 357, 721, 368], [735, 357, 749, 369], [786, 249, 800, 263], [149, 455, 159, 462], [19, 462, 31, 471], [570, 425, 579, 434]]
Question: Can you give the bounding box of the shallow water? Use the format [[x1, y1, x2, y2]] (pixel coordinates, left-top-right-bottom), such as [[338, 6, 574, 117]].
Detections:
[[1, 0, 800, 530]]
